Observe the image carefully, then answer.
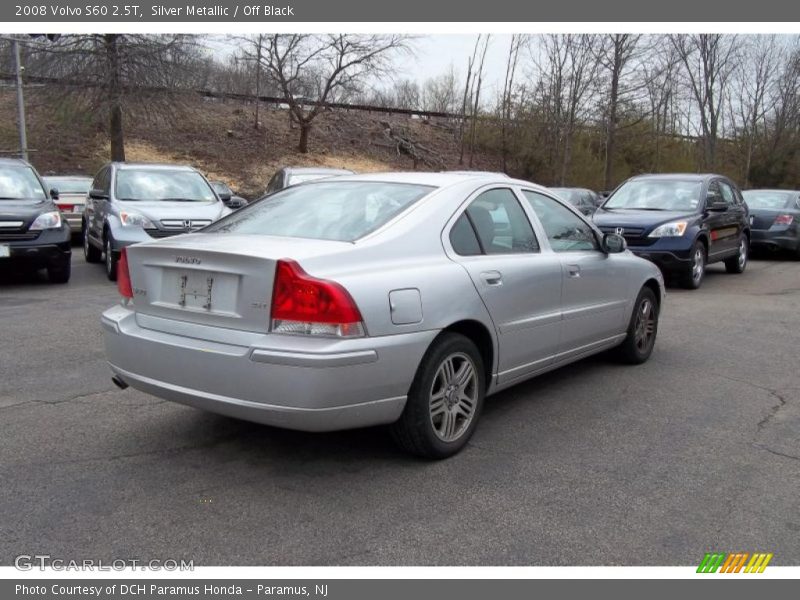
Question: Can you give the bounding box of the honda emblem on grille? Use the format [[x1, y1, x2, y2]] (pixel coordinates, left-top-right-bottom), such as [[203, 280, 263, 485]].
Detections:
[[615, 227, 625, 235], [184, 220, 192, 229]]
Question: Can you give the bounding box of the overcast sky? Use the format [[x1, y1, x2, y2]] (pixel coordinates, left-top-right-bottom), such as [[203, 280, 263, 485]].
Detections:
[[208, 34, 514, 98]]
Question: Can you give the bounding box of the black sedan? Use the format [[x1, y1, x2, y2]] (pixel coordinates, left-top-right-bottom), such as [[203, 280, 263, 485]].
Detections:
[[743, 189, 800, 258]]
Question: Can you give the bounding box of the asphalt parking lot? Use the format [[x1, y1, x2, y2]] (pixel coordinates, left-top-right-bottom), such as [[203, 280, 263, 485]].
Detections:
[[1, 249, 798, 566]]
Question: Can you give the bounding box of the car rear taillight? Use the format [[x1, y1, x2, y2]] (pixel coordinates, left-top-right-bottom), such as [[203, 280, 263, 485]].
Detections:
[[774, 214, 794, 226], [117, 248, 133, 299], [57, 204, 74, 212], [270, 259, 364, 338]]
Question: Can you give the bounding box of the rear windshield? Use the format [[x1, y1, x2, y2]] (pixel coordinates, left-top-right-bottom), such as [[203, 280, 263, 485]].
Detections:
[[206, 181, 434, 242], [44, 177, 92, 194], [115, 169, 216, 202], [0, 165, 46, 200], [604, 179, 702, 211], [742, 190, 795, 209]]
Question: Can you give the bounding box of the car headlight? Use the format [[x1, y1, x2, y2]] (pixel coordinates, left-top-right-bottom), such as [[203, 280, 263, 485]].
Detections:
[[649, 220, 688, 237], [29, 211, 62, 230], [120, 210, 155, 228]]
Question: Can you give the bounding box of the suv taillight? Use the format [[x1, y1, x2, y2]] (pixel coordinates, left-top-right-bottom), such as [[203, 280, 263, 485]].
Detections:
[[774, 214, 794, 226], [117, 248, 133, 299], [270, 259, 364, 338]]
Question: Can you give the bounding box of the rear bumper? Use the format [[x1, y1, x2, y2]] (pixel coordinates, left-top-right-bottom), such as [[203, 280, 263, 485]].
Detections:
[[750, 229, 799, 251], [102, 304, 438, 431]]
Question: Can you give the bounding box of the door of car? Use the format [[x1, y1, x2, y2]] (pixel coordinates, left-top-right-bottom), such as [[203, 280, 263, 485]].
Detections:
[[86, 166, 111, 243], [446, 187, 563, 383], [521, 189, 630, 358], [703, 180, 738, 259], [717, 179, 747, 251]]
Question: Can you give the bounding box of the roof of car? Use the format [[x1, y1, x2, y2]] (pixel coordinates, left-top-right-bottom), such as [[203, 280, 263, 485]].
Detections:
[[111, 162, 197, 171], [284, 167, 355, 175], [0, 157, 31, 167], [627, 173, 722, 182], [743, 188, 798, 193], [43, 174, 92, 179], [325, 171, 544, 190]]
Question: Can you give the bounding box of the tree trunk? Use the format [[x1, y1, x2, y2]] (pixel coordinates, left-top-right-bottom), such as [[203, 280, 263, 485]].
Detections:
[[105, 34, 125, 161], [604, 53, 621, 190], [254, 37, 262, 130], [298, 122, 311, 153]]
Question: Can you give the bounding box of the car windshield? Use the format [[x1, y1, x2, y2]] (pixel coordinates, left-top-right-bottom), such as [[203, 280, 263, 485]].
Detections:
[[604, 179, 702, 211], [742, 190, 794, 209], [0, 165, 47, 200], [115, 169, 216, 202], [551, 188, 581, 204], [206, 181, 434, 242], [44, 177, 91, 194]]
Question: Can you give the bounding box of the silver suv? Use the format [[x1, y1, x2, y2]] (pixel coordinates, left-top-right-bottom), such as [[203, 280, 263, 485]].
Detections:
[[82, 163, 231, 280]]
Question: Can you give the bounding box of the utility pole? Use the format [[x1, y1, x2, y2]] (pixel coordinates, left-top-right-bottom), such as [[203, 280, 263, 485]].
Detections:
[[12, 38, 28, 161]]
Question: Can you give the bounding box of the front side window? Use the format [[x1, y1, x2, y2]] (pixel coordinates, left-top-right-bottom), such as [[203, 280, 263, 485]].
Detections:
[[523, 191, 599, 252], [604, 179, 703, 211], [718, 181, 737, 205], [0, 165, 47, 200], [115, 169, 216, 203], [462, 188, 539, 255], [206, 181, 434, 242]]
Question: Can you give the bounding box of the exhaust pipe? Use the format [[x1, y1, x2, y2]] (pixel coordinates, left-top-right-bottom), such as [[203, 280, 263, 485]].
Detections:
[[111, 375, 129, 390]]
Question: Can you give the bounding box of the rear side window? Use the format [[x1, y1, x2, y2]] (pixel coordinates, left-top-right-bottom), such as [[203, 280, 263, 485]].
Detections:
[[462, 188, 539, 255], [449, 213, 482, 256], [207, 181, 434, 242]]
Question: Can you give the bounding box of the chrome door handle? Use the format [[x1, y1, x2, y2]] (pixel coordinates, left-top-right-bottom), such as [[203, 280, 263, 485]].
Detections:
[[567, 264, 581, 278], [480, 270, 503, 286]]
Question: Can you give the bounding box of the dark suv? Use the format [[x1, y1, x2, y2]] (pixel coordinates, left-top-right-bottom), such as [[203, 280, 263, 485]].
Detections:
[[0, 158, 72, 283], [593, 174, 750, 289]]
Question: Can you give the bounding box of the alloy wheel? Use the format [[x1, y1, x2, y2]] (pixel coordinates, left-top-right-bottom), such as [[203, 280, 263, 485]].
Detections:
[[429, 352, 478, 443], [633, 298, 656, 353], [692, 247, 705, 284]]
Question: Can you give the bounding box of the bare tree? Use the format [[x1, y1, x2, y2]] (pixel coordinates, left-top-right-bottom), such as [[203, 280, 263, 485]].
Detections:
[[458, 35, 482, 165], [597, 34, 643, 189], [259, 34, 411, 153], [468, 35, 491, 168], [21, 34, 199, 160], [671, 34, 738, 170], [422, 65, 459, 113], [501, 35, 525, 173]]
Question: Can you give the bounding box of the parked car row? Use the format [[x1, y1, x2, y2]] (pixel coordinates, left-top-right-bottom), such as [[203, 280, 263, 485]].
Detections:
[[0, 159, 354, 283]]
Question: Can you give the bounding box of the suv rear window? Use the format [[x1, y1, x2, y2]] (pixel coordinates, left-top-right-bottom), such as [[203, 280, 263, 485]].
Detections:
[[206, 181, 434, 242]]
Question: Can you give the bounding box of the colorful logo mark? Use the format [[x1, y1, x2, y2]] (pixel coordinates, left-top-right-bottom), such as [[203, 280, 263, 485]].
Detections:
[[697, 552, 773, 573]]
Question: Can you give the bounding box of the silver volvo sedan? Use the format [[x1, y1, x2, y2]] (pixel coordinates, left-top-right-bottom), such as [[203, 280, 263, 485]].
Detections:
[[102, 173, 665, 458]]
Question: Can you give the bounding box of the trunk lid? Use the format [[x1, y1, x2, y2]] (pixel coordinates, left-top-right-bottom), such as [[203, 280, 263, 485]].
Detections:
[[125, 233, 352, 333]]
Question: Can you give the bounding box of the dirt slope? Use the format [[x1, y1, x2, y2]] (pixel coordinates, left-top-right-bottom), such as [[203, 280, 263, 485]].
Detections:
[[0, 88, 501, 198]]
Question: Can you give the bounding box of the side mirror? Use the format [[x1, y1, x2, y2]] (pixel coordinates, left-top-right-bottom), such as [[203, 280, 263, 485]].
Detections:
[[229, 198, 246, 209], [49, 188, 59, 200], [706, 200, 728, 212], [218, 191, 232, 203], [89, 189, 108, 200], [603, 233, 627, 253]]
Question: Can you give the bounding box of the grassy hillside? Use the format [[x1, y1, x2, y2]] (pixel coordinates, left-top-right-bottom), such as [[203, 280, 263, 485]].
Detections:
[[0, 89, 502, 198]]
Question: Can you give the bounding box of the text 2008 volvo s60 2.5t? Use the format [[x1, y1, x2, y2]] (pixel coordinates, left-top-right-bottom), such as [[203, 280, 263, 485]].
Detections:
[[102, 173, 665, 458]]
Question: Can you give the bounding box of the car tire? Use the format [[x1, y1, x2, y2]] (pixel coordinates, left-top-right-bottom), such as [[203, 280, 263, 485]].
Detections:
[[47, 258, 71, 284], [615, 286, 659, 364], [680, 241, 706, 289], [724, 234, 748, 274], [104, 235, 118, 282], [390, 333, 485, 459], [83, 224, 102, 263]]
